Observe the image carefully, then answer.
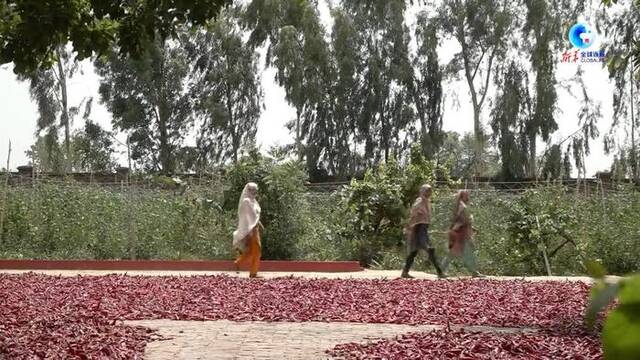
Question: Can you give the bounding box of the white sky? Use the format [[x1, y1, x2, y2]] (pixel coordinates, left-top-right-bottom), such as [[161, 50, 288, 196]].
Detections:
[[0, 3, 621, 176]]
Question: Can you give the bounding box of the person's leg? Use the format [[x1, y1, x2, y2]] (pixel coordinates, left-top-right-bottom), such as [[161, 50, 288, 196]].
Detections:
[[462, 241, 483, 277], [402, 250, 419, 278], [235, 243, 250, 269], [441, 253, 451, 272], [250, 229, 261, 278], [423, 225, 445, 278], [427, 248, 445, 278]]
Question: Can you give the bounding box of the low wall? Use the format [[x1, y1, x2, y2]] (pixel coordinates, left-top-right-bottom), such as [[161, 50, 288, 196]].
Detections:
[[0, 259, 362, 272]]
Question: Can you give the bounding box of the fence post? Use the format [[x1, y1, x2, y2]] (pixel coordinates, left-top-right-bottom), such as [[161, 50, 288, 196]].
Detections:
[[124, 180, 138, 260], [0, 141, 12, 244]]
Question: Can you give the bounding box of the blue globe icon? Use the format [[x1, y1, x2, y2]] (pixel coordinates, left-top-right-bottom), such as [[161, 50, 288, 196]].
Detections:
[[568, 23, 595, 49]]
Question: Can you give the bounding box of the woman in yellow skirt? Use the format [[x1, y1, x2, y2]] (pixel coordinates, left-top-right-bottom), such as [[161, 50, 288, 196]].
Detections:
[[233, 182, 263, 278]]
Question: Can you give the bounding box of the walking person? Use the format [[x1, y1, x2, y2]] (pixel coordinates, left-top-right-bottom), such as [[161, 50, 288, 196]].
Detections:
[[401, 184, 446, 279], [442, 190, 484, 278], [233, 182, 263, 278]]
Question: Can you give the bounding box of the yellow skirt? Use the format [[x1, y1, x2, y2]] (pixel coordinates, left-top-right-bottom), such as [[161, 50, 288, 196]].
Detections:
[[234, 226, 261, 277]]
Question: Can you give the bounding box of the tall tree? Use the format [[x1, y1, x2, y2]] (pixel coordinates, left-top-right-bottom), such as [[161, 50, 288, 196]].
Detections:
[[521, 0, 561, 177], [26, 135, 65, 174], [190, 13, 264, 166], [599, 0, 640, 181], [490, 61, 531, 180], [0, 0, 230, 74], [20, 46, 91, 173], [437, 0, 513, 174], [243, 0, 344, 178], [341, 0, 415, 164], [331, 8, 363, 175], [411, 11, 444, 158], [95, 36, 193, 173], [71, 120, 117, 172]]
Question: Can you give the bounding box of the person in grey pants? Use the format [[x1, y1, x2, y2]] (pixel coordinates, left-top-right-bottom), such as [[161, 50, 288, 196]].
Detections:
[[401, 184, 446, 279]]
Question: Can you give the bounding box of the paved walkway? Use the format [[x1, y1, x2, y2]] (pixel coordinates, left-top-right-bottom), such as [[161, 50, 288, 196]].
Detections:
[[0, 269, 614, 282], [126, 320, 537, 360]]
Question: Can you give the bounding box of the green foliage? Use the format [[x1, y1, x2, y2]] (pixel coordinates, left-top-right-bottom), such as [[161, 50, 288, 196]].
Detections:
[[490, 61, 531, 180], [505, 186, 581, 275], [189, 12, 263, 165], [0, 182, 234, 260], [0, 0, 230, 74], [71, 120, 117, 172], [95, 34, 193, 174], [586, 262, 640, 360]]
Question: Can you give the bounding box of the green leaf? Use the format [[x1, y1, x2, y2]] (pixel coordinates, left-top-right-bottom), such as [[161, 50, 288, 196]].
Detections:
[[603, 304, 640, 360], [618, 275, 640, 305], [585, 260, 607, 279]]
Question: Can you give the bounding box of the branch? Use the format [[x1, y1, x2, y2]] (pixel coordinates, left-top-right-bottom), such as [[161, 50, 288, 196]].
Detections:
[[548, 238, 572, 258], [477, 48, 496, 109], [471, 48, 487, 82]]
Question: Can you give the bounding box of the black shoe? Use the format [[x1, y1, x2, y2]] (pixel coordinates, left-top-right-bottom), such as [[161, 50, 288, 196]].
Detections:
[[401, 271, 414, 279]]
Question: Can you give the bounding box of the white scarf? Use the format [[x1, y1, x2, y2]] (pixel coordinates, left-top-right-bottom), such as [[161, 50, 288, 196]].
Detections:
[[232, 183, 261, 251]]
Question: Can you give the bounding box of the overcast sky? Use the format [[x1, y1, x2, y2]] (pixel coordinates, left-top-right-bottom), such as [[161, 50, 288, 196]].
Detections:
[[0, 2, 620, 176]]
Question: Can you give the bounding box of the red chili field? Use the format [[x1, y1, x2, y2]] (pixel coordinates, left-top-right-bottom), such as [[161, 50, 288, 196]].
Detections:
[[0, 273, 602, 359]]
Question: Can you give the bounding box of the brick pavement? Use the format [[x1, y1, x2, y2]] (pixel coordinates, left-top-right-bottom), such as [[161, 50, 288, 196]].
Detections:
[[126, 320, 537, 360]]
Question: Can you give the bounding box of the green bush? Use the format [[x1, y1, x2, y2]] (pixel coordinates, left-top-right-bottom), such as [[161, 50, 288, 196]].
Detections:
[[0, 183, 233, 260]]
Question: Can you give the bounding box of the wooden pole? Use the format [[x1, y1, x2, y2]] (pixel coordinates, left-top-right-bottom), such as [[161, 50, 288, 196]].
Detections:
[[536, 215, 552, 276], [0, 141, 12, 243]]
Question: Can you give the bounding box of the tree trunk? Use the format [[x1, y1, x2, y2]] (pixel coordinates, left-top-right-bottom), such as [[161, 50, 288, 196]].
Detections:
[[296, 108, 302, 162], [472, 105, 483, 176], [56, 47, 70, 174], [412, 85, 430, 157], [157, 41, 173, 174], [529, 133, 537, 178], [226, 83, 238, 164], [157, 109, 171, 174], [631, 56, 637, 182]]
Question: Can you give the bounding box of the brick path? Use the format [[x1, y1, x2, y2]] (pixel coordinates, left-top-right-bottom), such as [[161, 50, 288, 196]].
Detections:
[[126, 320, 537, 360]]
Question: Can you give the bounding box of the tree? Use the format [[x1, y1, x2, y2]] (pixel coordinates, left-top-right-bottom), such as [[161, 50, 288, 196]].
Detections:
[[540, 144, 568, 180], [19, 46, 92, 173], [490, 61, 531, 180], [410, 11, 445, 159], [331, 8, 363, 176], [190, 13, 264, 166], [26, 135, 65, 174], [566, 72, 602, 180], [521, 0, 564, 178], [270, 3, 330, 165], [435, 131, 499, 179], [438, 0, 513, 175], [242, 0, 346, 178], [95, 35, 194, 174], [602, 0, 640, 75], [70, 120, 116, 172], [340, 0, 415, 164], [600, 0, 640, 181], [0, 0, 230, 75]]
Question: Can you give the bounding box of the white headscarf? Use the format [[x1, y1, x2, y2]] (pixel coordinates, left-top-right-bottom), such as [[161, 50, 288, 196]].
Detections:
[[232, 182, 261, 251]]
